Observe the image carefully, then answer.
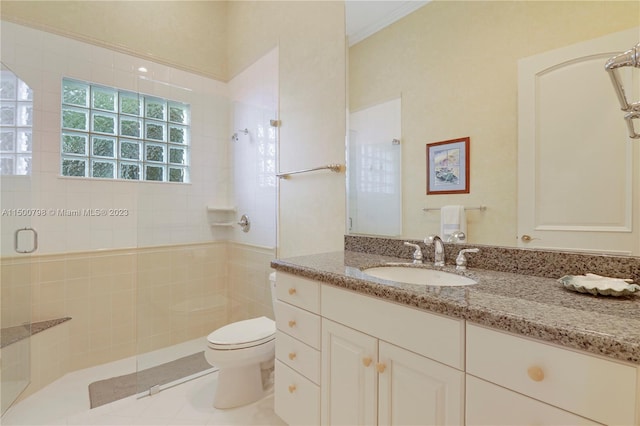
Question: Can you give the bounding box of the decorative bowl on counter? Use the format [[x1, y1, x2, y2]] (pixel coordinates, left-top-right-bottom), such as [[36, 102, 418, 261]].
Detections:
[[558, 273, 640, 297]]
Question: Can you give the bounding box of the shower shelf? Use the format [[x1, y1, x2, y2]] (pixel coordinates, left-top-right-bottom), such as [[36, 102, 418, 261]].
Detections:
[[207, 206, 237, 227], [1, 317, 71, 348]]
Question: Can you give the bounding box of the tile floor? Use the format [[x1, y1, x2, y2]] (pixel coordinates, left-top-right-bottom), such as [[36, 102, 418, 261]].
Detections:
[[2, 339, 286, 426]]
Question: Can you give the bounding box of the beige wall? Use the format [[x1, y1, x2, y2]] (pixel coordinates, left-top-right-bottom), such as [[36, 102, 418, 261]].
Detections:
[[1, 240, 277, 401], [1, 242, 228, 370], [349, 1, 639, 246], [228, 243, 276, 322], [1, 0, 228, 80]]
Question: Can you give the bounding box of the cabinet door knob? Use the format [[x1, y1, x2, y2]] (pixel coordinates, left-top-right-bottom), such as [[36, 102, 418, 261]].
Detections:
[[527, 365, 545, 382], [376, 362, 386, 373], [288, 287, 296, 295], [289, 352, 297, 360], [362, 357, 372, 367], [288, 384, 296, 393], [288, 320, 296, 328]]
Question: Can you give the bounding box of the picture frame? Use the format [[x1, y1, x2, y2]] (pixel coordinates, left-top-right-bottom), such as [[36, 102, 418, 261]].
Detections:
[[426, 137, 470, 194]]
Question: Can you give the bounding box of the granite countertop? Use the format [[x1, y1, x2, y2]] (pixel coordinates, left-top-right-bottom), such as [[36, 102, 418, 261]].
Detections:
[[271, 250, 640, 365]]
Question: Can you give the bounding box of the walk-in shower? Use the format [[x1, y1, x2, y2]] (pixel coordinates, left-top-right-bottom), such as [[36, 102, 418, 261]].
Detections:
[[1, 20, 278, 421]]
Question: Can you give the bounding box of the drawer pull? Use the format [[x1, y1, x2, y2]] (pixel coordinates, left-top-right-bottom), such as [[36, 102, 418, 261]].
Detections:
[[288, 384, 296, 393], [288, 287, 297, 295], [288, 352, 297, 360], [362, 357, 372, 367], [527, 366, 545, 382], [376, 362, 387, 373], [288, 320, 296, 328]]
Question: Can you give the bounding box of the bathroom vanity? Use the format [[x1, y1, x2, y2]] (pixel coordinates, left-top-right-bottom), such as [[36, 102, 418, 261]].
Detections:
[[271, 245, 640, 425]]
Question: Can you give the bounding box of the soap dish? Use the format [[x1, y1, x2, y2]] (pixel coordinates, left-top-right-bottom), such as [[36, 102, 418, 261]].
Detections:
[[558, 274, 640, 297]]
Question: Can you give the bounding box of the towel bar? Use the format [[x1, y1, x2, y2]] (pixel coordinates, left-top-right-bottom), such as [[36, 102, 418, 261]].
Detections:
[[277, 164, 344, 179], [423, 205, 486, 212]]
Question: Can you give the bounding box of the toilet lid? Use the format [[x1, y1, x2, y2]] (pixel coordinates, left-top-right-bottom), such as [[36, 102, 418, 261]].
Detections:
[[207, 316, 275, 350]]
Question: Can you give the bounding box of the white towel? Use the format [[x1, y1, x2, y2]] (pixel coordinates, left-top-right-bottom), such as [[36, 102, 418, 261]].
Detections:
[[440, 205, 467, 242]]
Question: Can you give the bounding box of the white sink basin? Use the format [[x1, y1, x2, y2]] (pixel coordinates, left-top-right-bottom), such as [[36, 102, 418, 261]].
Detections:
[[362, 266, 477, 287]]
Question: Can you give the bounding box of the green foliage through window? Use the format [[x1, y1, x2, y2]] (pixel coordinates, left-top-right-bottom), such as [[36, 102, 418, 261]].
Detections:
[[61, 78, 190, 182]]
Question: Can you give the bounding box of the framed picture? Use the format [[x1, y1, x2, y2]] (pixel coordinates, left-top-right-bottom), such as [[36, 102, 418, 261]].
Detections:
[[426, 137, 470, 194]]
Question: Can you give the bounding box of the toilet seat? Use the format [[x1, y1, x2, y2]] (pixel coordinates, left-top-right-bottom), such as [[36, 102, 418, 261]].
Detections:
[[207, 316, 275, 350]]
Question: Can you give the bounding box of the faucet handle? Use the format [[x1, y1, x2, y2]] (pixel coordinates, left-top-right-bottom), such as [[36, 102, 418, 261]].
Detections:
[[447, 231, 466, 243], [404, 242, 423, 263], [456, 248, 479, 270]]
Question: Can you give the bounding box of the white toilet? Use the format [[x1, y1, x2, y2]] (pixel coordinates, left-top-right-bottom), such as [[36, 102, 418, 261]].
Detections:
[[205, 272, 277, 409]]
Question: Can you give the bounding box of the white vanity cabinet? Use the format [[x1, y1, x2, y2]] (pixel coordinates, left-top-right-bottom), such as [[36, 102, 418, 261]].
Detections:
[[273, 272, 640, 426], [466, 323, 639, 426], [321, 285, 465, 425], [274, 273, 321, 425]]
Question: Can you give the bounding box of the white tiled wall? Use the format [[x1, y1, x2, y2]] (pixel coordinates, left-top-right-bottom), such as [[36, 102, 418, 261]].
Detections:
[[228, 48, 278, 249], [0, 21, 231, 255]]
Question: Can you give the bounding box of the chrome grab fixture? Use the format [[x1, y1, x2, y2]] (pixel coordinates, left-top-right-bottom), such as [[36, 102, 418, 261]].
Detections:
[[447, 230, 466, 243], [14, 227, 38, 254], [456, 248, 479, 270], [403, 241, 423, 264], [605, 43, 640, 138], [424, 234, 445, 267]]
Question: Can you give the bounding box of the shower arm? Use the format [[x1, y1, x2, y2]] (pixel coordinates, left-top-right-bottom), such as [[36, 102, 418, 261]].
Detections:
[[605, 43, 640, 138]]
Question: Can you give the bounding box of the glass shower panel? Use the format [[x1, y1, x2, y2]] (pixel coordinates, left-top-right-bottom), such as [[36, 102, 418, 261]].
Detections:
[[0, 64, 34, 416], [135, 84, 228, 397], [348, 98, 402, 236]]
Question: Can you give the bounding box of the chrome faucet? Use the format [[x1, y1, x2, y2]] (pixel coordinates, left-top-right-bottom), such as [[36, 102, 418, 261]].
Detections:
[[404, 242, 423, 264], [424, 235, 445, 267]]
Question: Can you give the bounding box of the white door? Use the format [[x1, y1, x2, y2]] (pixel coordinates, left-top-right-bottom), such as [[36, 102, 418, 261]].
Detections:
[[518, 27, 640, 255], [378, 341, 464, 426], [321, 319, 378, 425]]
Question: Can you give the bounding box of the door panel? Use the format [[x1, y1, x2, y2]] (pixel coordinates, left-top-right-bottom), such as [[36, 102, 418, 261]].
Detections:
[[321, 319, 377, 426], [518, 27, 640, 254], [378, 341, 464, 426]]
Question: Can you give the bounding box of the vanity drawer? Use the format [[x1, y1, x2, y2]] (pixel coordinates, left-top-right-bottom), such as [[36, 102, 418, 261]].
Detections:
[[321, 284, 464, 369], [276, 330, 321, 385], [275, 272, 320, 313], [466, 375, 599, 425], [275, 300, 321, 349], [466, 323, 637, 425], [275, 360, 320, 426]]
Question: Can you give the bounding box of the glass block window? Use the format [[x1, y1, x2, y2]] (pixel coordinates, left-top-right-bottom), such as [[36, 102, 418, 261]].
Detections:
[[61, 78, 190, 182], [0, 69, 33, 175]]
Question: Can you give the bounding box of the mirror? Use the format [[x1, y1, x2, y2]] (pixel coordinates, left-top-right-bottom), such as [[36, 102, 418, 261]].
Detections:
[[347, 0, 640, 255]]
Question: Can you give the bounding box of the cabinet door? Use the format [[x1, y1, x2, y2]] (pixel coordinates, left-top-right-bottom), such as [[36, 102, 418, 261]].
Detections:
[[378, 341, 464, 426], [321, 319, 378, 425]]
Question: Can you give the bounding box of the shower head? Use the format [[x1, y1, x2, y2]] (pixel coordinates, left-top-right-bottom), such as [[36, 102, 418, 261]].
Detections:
[[605, 42, 640, 138], [605, 43, 640, 71], [605, 43, 640, 113]]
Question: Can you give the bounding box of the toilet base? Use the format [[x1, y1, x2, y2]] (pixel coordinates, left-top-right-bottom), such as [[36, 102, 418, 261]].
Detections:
[[213, 364, 265, 409]]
